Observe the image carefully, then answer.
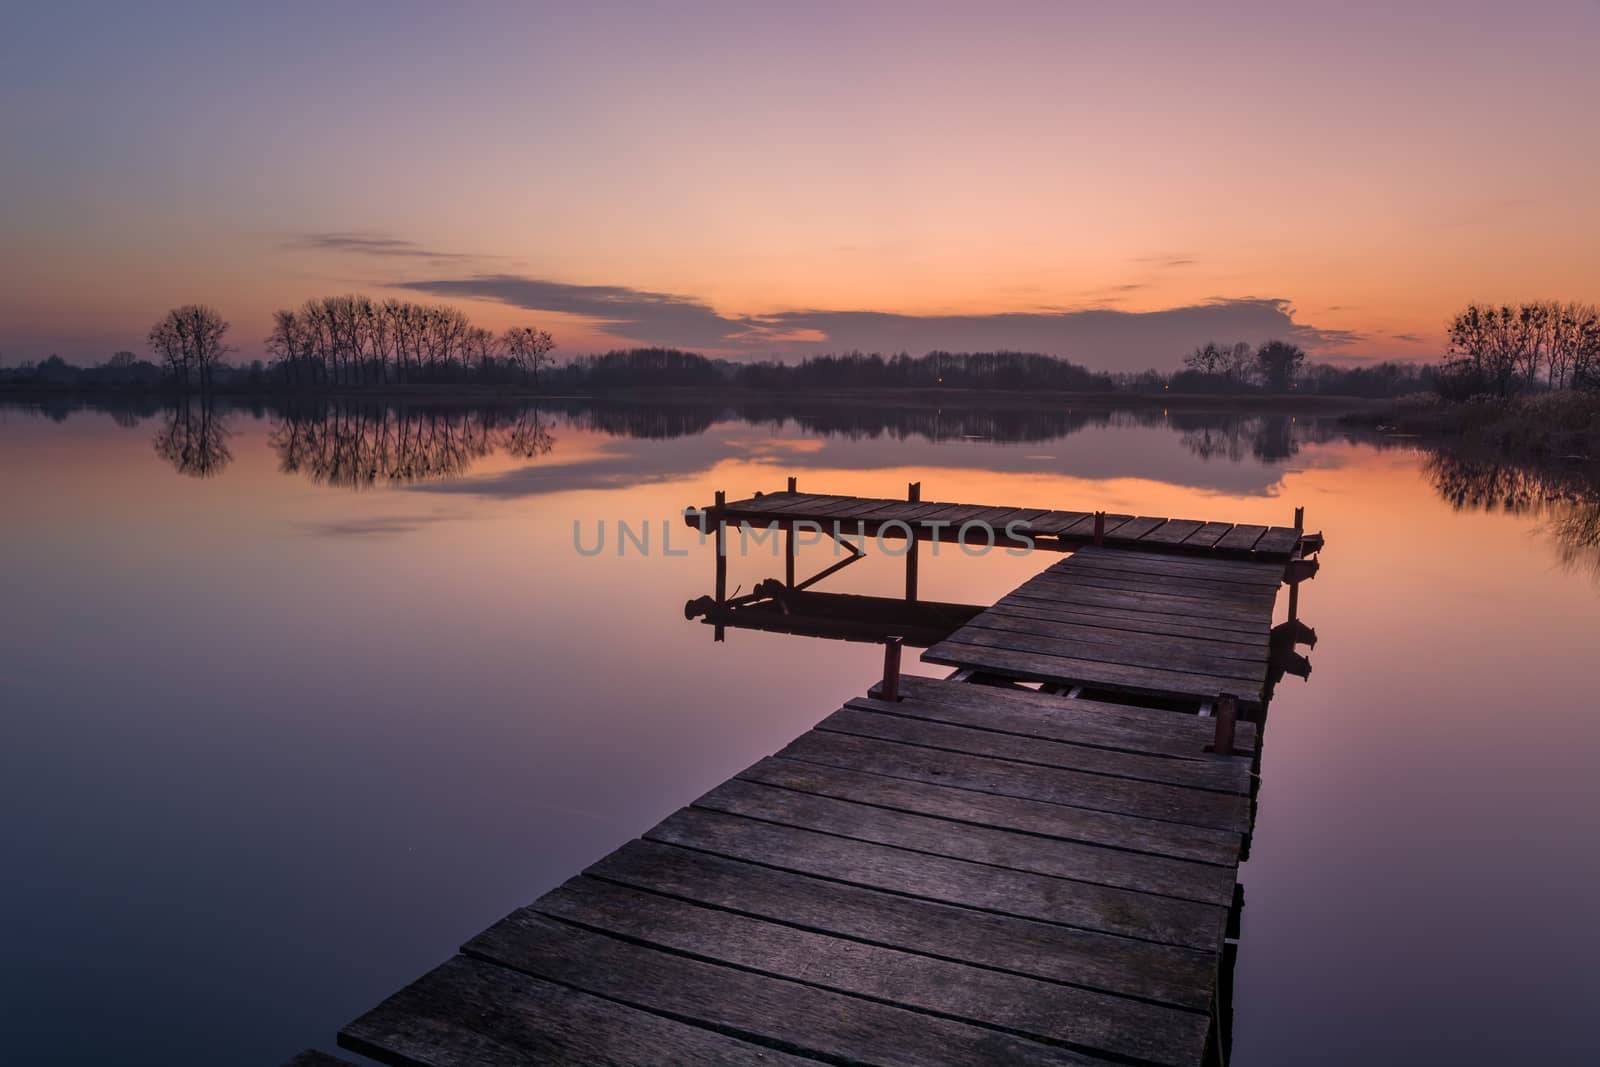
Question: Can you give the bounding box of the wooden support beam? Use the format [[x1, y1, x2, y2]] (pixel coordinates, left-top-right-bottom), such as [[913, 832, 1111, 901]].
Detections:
[[1213, 693, 1238, 756], [906, 481, 921, 601], [714, 490, 727, 642], [880, 636, 903, 702], [787, 475, 798, 493]]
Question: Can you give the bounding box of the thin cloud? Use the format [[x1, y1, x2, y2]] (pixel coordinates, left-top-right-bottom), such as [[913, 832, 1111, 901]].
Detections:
[[289, 232, 480, 261]]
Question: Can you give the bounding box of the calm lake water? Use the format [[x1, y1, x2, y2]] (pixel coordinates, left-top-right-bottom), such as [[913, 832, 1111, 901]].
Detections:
[[3, 397, 1598, 1066]]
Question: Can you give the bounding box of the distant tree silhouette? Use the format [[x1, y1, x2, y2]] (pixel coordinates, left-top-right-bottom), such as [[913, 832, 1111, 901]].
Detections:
[[1255, 340, 1306, 390], [148, 305, 230, 391], [503, 326, 556, 386]]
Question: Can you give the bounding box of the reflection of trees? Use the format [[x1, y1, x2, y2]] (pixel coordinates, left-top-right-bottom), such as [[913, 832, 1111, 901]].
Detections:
[[267, 402, 558, 488], [153, 398, 233, 478], [1425, 450, 1600, 581], [1174, 414, 1338, 464]]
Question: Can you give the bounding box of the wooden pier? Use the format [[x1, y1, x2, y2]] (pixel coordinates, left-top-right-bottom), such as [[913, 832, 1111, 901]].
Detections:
[[285, 485, 1321, 1067]]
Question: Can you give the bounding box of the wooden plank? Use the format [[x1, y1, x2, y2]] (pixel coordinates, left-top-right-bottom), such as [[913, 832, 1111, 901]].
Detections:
[[1253, 526, 1303, 556], [723, 494, 782, 512], [1181, 521, 1234, 550], [996, 593, 1271, 643], [738, 754, 1242, 864], [1013, 577, 1271, 625], [1052, 560, 1281, 603], [465, 909, 1116, 1067], [923, 638, 1263, 704], [1102, 516, 1168, 542], [951, 613, 1269, 678], [760, 492, 853, 515], [887, 674, 1258, 758], [1213, 523, 1267, 551], [1023, 509, 1093, 535], [646, 807, 1228, 950], [936, 623, 1266, 687], [834, 699, 1251, 793], [1137, 518, 1206, 546], [816, 496, 896, 519], [696, 774, 1238, 904], [987, 599, 1268, 657], [779, 729, 1251, 833], [586, 840, 1223, 1010], [339, 955, 816, 1067], [531, 877, 1209, 1067], [1065, 547, 1285, 586], [1038, 564, 1279, 608], [1057, 512, 1135, 538]]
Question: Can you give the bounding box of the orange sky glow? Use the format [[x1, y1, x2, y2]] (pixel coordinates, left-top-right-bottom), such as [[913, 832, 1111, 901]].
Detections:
[[3, 3, 1597, 368]]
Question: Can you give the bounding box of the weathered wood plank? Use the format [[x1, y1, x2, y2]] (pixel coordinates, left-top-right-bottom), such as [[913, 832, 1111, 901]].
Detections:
[[1181, 521, 1234, 549], [697, 773, 1238, 904], [949, 614, 1270, 678], [1103, 516, 1167, 542], [339, 955, 815, 1067], [986, 599, 1268, 657], [996, 593, 1271, 642], [924, 637, 1263, 704], [1213, 523, 1267, 551], [465, 910, 1109, 1066], [779, 729, 1251, 833], [1137, 519, 1206, 546], [887, 674, 1259, 758], [646, 807, 1229, 950], [737, 754, 1242, 864], [925, 631, 1265, 693], [830, 701, 1252, 794], [586, 840, 1223, 1010], [1035, 563, 1279, 607], [1013, 577, 1271, 625], [1065, 546, 1285, 586], [1050, 560, 1281, 603], [1253, 526, 1303, 556], [1023, 509, 1093, 535], [530, 877, 1209, 1067]]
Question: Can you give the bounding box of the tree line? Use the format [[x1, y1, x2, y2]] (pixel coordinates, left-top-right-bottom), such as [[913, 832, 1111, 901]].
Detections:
[[1441, 301, 1600, 398], [22, 292, 1600, 401], [266, 295, 554, 387]]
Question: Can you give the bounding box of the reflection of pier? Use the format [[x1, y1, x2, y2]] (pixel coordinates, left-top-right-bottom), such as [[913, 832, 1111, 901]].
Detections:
[[291, 481, 1323, 1067], [687, 583, 984, 647]]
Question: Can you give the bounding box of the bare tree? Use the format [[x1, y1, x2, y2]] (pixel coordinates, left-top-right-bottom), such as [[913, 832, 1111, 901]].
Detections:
[[503, 326, 556, 386]]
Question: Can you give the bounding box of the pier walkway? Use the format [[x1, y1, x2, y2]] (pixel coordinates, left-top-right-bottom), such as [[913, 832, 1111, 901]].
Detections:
[[324, 677, 1256, 1067], [925, 545, 1286, 709], [285, 485, 1322, 1067]]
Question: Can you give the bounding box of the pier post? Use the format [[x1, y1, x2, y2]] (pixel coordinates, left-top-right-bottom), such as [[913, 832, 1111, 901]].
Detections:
[[1293, 505, 1304, 531], [1094, 511, 1106, 546], [714, 490, 727, 642], [788, 475, 797, 494], [1213, 693, 1238, 756], [881, 636, 904, 702], [906, 481, 921, 602]]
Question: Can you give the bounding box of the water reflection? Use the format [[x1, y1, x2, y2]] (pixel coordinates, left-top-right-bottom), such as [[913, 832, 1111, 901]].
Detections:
[[9, 393, 1600, 583], [1424, 450, 1600, 581], [266, 403, 556, 489], [153, 398, 233, 478]]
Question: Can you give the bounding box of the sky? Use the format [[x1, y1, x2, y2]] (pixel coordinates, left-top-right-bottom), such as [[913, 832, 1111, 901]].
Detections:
[[3, 1, 1598, 369]]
